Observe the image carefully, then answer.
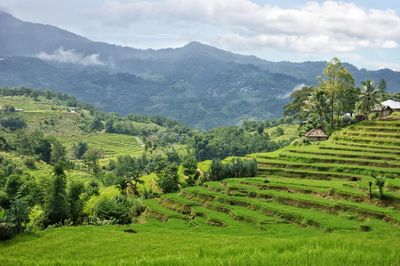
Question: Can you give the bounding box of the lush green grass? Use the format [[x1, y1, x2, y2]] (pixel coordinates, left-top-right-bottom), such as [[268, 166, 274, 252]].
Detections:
[[1, 220, 399, 265]]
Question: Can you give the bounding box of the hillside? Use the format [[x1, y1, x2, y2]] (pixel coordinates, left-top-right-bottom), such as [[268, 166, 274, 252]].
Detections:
[[144, 118, 400, 230], [0, 94, 146, 160], [1, 11, 400, 129], [1, 115, 400, 265]]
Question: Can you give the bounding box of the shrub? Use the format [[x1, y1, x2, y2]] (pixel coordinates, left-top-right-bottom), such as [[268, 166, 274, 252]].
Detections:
[[359, 224, 372, 232], [28, 205, 45, 229], [0, 115, 26, 131], [291, 137, 310, 146], [0, 191, 10, 209], [6, 199, 30, 233], [157, 164, 179, 193], [24, 158, 36, 169], [208, 158, 258, 181], [0, 222, 15, 240], [94, 196, 143, 224], [72, 141, 88, 159]]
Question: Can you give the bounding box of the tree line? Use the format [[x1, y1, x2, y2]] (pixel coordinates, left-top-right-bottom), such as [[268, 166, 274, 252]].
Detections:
[[284, 58, 396, 135]]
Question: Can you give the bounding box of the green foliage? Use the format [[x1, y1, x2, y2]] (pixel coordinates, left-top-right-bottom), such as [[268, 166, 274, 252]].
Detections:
[[72, 141, 88, 159], [208, 158, 257, 181], [34, 138, 52, 163], [82, 149, 102, 175], [44, 166, 69, 226], [111, 155, 149, 196], [67, 182, 84, 224], [192, 126, 279, 161], [4, 199, 30, 233], [157, 164, 180, 193], [23, 158, 36, 170], [49, 139, 67, 164], [93, 195, 143, 224], [372, 174, 386, 199], [283, 86, 315, 120], [356, 80, 385, 117], [0, 222, 15, 241], [0, 114, 26, 131], [5, 174, 21, 200], [284, 58, 387, 134], [0, 191, 10, 209], [182, 155, 199, 186]]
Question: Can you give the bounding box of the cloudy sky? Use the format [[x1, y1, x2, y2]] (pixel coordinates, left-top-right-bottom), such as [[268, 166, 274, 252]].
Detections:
[[1, 0, 400, 70]]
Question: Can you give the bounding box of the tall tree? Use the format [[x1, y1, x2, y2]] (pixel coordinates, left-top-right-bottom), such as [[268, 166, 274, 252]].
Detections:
[[305, 89, 332, 129], [44, 164, 69, 226], [73, 141, 88, 159], [356, 80, 382, 118], [319, 58, 355, 128], [67, 181, 84, 224], [283, 86, 315, 120], [157, 164, 179, 193], [182, 155, 198, 186]]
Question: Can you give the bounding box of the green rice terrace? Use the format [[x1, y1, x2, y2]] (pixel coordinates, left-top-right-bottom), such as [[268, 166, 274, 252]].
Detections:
[[120, 118, 400, 265]]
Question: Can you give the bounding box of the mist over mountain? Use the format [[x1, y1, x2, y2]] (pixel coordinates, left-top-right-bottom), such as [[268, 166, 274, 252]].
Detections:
[[0, 11, 399, 129]]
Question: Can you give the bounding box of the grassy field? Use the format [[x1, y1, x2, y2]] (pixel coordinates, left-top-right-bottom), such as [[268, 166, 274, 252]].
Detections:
[[1, 219, 399, 265]]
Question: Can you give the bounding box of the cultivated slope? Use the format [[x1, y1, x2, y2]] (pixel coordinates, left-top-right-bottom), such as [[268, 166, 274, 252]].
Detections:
[[144, 118, 400, 233]]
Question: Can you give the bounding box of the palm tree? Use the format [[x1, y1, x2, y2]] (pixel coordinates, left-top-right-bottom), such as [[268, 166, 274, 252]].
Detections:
[[368, 181, 373, 199], [117, 173, 144, 196], [372, 174, 386, 199], [356, 80, 382, 118]]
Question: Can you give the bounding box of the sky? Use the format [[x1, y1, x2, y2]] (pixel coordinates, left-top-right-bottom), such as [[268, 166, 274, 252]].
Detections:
[[1, 0, 400, 70]]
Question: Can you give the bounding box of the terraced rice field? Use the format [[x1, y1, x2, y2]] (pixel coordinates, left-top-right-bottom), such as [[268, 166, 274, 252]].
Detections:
[[55, 133, 143, 161], [144, 119, 400, 235]]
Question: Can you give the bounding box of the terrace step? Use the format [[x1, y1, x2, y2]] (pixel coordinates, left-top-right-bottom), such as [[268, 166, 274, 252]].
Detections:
[[319, 143, 400, 156], [256, 157, 400, 177], [338, 131, 400, 139], [332, 135, 400, 147], [143, 199, 187, 221], [348, 125, 400, 134], [285, 147, 398, 161], [257, 166, 364, 181], [278, 152, 400, 169]]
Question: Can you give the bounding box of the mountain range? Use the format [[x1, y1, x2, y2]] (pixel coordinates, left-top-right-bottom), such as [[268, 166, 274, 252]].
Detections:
[[0, 11, 399, 129]]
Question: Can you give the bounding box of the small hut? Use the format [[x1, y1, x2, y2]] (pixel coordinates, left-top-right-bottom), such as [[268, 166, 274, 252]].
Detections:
[[305, 128, 328, 141], [380, 105, 393, 119]]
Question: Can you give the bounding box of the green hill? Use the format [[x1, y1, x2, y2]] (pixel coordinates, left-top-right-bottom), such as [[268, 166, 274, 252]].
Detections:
[[1, 115, 400, 265], [0, 95, 144, 161]]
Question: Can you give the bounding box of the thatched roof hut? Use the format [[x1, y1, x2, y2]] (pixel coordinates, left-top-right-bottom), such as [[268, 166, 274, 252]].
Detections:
[[305, 128, 328, 141]]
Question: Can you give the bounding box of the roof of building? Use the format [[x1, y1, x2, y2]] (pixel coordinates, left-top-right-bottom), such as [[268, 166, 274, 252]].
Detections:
[[305, 128, 328, 138], [382, 100, 400, 109]]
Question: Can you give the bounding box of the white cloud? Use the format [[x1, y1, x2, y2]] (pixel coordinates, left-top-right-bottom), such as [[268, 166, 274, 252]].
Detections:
[[36, 47, 105, 66], [94, 0, 400, 53], [277, 83, 307, 99]]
